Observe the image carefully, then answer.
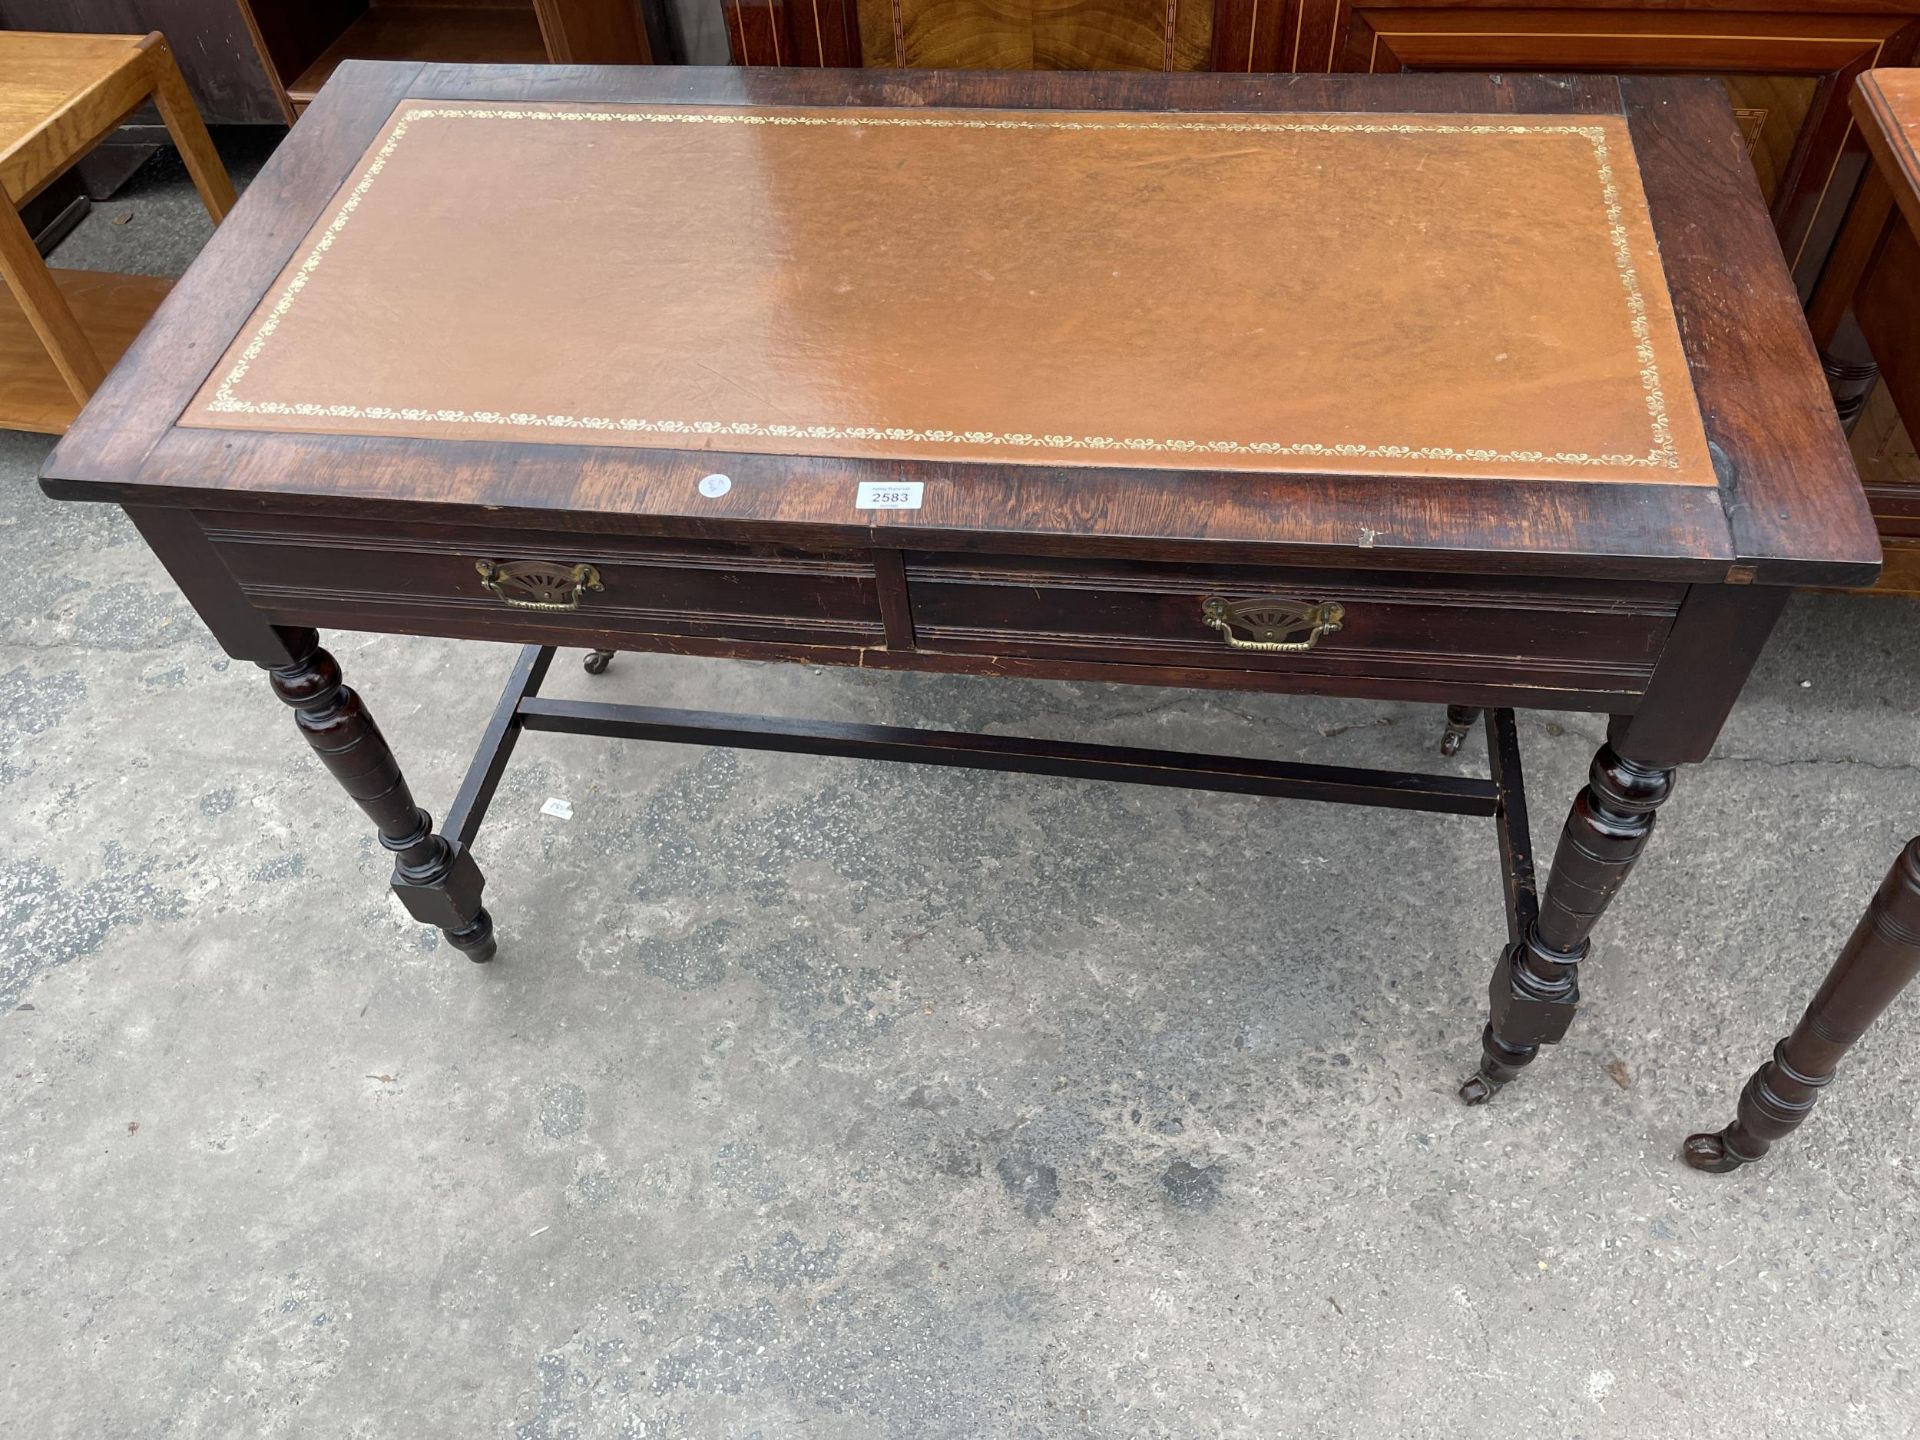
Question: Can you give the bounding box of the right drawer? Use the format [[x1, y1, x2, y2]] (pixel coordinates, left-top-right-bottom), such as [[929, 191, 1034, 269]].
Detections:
[[903, 553, 1685, 696]]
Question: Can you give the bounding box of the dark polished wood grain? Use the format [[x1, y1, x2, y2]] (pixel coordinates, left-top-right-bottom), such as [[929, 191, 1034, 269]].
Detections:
[[37, 65, 1883, 1117], [265, 625, 495, 961], [1463, 740, 1676, 1102]]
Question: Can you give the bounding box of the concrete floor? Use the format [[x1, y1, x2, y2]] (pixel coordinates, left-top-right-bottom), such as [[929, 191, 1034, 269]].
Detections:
[[4, 141, 1920, 1440]]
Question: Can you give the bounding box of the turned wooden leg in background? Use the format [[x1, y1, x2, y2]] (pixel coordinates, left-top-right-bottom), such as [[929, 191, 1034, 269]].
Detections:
[[264, 627, 495, 961], [1461, 740, 1677, 1103], [1685, 837, 1920, 1173], [1806, 166, 1893, 435], [1440, 705, 1482, 757], [1822, 340, 1881, 432]]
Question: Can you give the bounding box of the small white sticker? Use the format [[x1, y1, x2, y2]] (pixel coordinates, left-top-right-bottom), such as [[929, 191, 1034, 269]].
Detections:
[[540, 797, 574, 821], [697, 473, 732, 498], [855, 481, 923, 510]]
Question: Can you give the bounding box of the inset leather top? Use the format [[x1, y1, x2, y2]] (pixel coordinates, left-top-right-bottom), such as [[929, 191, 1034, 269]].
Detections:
[[183, 99, 1715, 486]]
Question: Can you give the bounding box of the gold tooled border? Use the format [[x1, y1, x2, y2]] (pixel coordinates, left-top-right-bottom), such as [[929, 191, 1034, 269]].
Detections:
[[203, 104, 1685, 473]]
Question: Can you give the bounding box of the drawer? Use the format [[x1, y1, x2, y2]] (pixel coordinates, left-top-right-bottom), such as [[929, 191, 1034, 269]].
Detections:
[[203, 514, 886, 646], [904, 553, 1684, 696]]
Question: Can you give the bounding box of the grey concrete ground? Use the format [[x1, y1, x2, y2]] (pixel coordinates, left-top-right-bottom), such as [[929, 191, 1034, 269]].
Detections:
[[3, 141, 1920, 1440]]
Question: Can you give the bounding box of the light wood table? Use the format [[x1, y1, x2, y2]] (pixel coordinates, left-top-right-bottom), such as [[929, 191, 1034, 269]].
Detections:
[[0, 29, 235, 434]]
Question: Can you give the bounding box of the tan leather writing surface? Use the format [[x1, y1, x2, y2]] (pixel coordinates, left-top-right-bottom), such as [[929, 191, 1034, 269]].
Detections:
[[184, 100, 1715, 486]]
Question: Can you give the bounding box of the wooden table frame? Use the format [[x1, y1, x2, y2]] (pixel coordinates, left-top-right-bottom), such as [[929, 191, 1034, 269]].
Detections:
[[451, 645, 1541, 955], [39, 65, 1881, 1115], [0, 30, 236, 434]]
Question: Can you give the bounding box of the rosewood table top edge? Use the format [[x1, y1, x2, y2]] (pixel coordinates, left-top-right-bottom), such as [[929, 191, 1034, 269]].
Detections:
[[40, 58, 429, 495], [1618, 74, 1881, 582], [401, 63, 1634, 115]]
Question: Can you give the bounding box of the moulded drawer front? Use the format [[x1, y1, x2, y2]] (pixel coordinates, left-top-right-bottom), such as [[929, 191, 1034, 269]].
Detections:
[[203, 514, 887, 645], [903, 553, 1685, 695]]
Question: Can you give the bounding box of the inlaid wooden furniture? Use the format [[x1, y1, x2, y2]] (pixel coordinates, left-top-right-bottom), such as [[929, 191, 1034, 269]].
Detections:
[[723, 0, 1920, 298], [39, 64, 1880, 1113], [1805, 69, 1920, 597], [0, 29, 234, 434], [1686, 838, 1920, 1172], [234, 1, 660, 121]]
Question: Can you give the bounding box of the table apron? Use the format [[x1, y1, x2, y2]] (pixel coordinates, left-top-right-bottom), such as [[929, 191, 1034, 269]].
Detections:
[[178, 508, 1685, 713]]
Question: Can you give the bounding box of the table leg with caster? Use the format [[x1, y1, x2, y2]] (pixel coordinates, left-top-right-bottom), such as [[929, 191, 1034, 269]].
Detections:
[[584, 649, 615, 675], [1461, 738, 1676, 1103], [1440, 705, 1482, 757], [1685, 837, 1920, 1173], [265, 626, 495, 961]]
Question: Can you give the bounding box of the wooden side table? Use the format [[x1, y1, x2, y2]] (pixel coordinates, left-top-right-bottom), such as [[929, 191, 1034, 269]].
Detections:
[[0, 29, 235, 435], [1687, 68, 1920, 1174]]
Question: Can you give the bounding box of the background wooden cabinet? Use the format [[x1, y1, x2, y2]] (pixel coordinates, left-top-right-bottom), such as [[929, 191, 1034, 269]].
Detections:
[[1325, 5, 1918, 294], [722, 0, 1919, 298], [1, 3, 670, 130], [234, 0, 658, 121], [720, 0, 1281, 71]]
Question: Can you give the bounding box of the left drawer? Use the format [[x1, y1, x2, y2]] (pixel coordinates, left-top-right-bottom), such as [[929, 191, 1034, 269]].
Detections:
[[200, 513, 887, 646]]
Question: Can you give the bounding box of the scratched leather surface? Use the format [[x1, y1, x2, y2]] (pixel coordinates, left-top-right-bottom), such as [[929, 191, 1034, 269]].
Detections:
[[182, 100, 1716, 486]]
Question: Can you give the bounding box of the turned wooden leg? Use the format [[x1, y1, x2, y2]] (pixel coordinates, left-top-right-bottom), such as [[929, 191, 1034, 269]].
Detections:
[[1461, 741, 1676, 1103], [264, 627, 495, 961], [1685, 837, 1920, 1173], [1440, 705, 1482, 757], [1821, 340, 1880, 433], [1806, 168, 1893, 436]]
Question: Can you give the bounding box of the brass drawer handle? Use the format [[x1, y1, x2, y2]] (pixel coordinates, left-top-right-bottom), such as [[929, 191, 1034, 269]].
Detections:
[[1201, 596, 1344, 653], [475, 560, 603, 611]]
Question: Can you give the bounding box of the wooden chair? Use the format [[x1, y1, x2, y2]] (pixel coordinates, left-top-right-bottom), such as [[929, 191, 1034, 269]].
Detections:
[[0, 29, 235, 435]]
